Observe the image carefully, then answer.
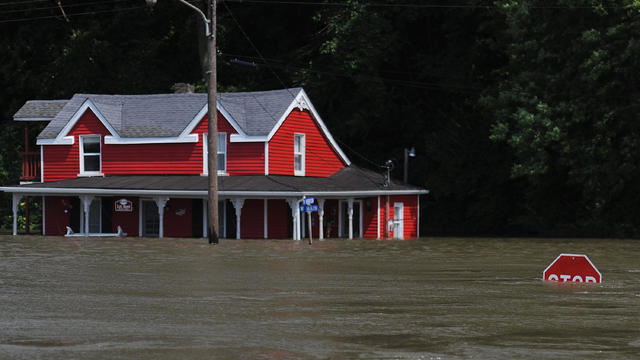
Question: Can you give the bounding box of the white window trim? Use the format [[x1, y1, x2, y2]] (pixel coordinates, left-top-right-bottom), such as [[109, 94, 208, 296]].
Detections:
[[294, 133, 305, 176], [394, 202, 404, 240], [79, 135, 103, 176], [202, 132, 227, 175]]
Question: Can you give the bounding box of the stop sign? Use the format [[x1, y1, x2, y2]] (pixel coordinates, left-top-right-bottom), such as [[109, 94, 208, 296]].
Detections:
[[543, 253, 601, 283]]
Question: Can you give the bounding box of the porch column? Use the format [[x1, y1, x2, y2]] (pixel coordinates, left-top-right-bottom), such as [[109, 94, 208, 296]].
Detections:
[[287, 198, 299, 240], [348, 198, 354, 240], [231, 198, 245, 239], [318, 198, 325, 240], [203, 199, 208, 238], [80, 195, 95, 235], [12, 194, 22, 236], [154, 197, 169, 238], [263, 199, 268, 239]]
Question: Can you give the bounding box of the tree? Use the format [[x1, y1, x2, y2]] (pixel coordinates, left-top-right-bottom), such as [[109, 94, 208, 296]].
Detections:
[[486, 0, 640, 236]]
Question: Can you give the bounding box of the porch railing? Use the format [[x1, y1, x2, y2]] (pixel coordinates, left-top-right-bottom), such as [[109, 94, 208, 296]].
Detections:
[[21, 151, 40, 182]]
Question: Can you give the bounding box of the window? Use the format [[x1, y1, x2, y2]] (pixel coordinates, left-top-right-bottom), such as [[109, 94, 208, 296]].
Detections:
[[217, 133, 226, 172], [294, 133, 305, 176], [203, 132, 226, 175], [80, 135, 101, 174]]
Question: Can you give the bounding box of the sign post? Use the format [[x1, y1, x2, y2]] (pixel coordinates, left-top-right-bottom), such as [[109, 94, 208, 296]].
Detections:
[[300, 197, 317, 244], [543, 253, 602, 283]]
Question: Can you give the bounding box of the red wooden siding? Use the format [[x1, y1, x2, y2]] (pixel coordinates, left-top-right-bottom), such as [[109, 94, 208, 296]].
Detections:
[[43, 109, 267, 180], [111, 197, 140, 237], [227, 142, 264, 175], [163, 198, 193, 238], [267, 199, 289, 239], [240, 199, 264, 238], [103, 143, 202, 175], [43, 110, 111, 182], [44, 196, 69, 235], [268, 109, 345, 177], [194, 113, 265, 175], [378, 195, 418, 239], [361, 197, 378, 239], [396, 195, 418, 239]]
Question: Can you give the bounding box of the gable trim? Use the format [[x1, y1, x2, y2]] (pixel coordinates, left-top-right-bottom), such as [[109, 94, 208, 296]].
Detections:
[[229, 134, 267, 143], [181, 102, 247, 138], [266, 89, 351, 166], [104, 135, 198, 144], [37, 136, 74, 145], [56, 99, 119, 142]]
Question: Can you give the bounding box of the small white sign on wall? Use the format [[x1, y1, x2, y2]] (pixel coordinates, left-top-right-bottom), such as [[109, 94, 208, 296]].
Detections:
[[115, 198, 133, 212]]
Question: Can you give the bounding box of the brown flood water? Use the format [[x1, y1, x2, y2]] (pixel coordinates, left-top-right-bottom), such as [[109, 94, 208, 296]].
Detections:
[[0, 235, 639, 359]]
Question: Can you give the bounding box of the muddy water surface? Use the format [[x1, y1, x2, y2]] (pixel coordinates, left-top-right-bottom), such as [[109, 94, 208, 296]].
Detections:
[[1, 236, 639, 359]]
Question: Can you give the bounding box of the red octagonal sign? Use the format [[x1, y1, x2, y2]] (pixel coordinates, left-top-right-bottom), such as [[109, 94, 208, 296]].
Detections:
[[543, 253, 602, 283]]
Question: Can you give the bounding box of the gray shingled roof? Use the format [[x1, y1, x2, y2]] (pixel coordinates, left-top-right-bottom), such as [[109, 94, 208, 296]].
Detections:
[[12, 166, 427, 194], [35, 88, 303, 140], [14, 100, 68, 121], [218, 88, 301, 136]]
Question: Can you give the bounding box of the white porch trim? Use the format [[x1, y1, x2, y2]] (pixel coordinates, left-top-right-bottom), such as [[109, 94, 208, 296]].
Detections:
[[230, 198, 245, 239], [154, 197, 169, 238], [318, 198, 325, 240], [12, 194, 22, 235], [264, 199, 268, 239]]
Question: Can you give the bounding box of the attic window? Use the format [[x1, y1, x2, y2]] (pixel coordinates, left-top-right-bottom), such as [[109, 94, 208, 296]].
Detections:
[[294, 133, 305, 176], [203, 132, 227, 175], [80, 135, 101, 174]]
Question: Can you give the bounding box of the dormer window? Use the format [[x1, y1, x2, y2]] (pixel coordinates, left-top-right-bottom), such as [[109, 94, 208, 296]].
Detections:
[[203, 132, 227, 175], [294, 133, 305, 176], [79, 135, 101, 175]]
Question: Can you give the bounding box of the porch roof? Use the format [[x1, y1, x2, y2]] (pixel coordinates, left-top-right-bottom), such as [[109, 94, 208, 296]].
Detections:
[[14, 100, 69, 121], [2, 166, 428, 198]]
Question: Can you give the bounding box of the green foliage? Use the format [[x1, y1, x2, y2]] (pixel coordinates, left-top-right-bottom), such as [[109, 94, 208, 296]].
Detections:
[[485, 0, 640, 236]]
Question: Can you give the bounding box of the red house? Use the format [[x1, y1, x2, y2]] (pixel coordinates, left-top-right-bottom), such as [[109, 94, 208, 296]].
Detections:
[[2, 88, 428, 240]]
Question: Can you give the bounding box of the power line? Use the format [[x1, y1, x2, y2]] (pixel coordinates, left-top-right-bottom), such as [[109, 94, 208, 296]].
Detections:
[[224, 0, 492, 8], [0, 0, 134, 15], [220, 52, 482, 93], [221, 0, 300, 102], [0, 0, 49, 7], [222, 0, 626, 10], [0, 4, 146, 24], [221, 2, 389, 170]]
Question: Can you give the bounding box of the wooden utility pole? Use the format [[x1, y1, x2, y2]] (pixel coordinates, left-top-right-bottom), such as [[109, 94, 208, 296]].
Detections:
[[207, 0, 219, 244], [144, 0, 219, 242]]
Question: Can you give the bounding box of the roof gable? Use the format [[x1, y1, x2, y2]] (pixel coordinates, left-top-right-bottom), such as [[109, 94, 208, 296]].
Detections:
[[32, 88, 348, 161], [267, 89, 351, 166], [37, 99, 119, 145]]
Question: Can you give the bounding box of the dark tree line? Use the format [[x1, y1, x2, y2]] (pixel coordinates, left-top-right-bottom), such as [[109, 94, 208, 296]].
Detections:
[[2, 0, 640, 237]]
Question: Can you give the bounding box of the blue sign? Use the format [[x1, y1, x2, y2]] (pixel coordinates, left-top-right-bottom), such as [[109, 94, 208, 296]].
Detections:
[[299, 204, 319, 212], [303, 197, 315, 206]]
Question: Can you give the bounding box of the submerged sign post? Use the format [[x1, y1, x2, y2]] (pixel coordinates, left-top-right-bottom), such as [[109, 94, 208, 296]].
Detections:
[[543, 253, 602, 283], [300, 197, 317, 244]]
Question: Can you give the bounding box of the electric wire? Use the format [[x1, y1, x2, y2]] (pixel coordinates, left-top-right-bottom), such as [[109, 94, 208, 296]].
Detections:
[[221, 0, 300, 102], [222, 0, 629, 10], [0, 0, 134, 15], [0, 3, 146, 23], [220, 2, 393, 171], [222, 53, 482, 93], [0, 0, 49, 7]]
